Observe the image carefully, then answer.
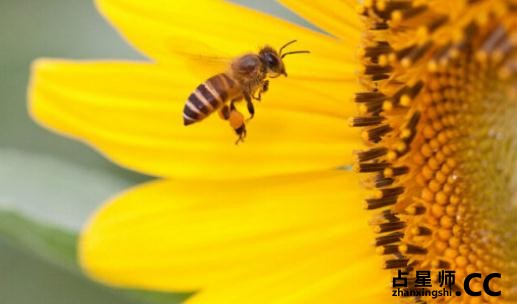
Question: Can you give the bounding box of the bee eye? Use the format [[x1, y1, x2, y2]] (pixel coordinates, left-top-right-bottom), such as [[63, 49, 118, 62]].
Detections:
[[265, 53, 279, 68]]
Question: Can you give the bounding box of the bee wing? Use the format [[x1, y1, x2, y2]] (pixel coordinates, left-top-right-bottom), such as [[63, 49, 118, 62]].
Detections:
[[178, 53, 233, 75]]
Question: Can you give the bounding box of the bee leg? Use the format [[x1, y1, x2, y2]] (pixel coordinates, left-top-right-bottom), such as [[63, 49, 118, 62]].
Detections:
[[244, 93, 255, 121], [234, 125, 247, 145], [253, 91, 262, 101], [252, 81, 268, 101], [261, 80, 269, 94], [229, 109, 246, 144], [218, 104, 231, 120], [230, 99, 239, 110], [246, 101, 255, 122]]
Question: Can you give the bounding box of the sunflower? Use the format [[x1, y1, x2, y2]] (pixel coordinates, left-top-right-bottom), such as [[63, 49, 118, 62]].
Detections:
[[28, 0, 516, 303]]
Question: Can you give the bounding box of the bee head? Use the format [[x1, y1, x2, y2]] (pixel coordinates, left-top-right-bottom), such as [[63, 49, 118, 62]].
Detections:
[[259, 40, 310, 78], [259, 47, 286, 77]]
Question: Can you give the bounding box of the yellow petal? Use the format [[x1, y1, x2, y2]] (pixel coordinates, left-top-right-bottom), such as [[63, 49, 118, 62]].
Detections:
[[94, 0, 359, 80], [79, 170, 392, 303], [278, 0, 362, 41], [29, 60, 361, 179], [187, 257, 391, 304]]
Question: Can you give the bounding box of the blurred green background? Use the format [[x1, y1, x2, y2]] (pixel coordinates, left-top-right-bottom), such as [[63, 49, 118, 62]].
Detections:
[[0, 0, 312, 303]]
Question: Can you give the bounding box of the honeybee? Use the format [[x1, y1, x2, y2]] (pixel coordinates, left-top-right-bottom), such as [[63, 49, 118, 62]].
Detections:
[[183, 40, 310, 144]]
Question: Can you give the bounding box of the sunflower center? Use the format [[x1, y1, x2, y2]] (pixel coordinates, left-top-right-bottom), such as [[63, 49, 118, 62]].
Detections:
[[354, 1, 517, 302]]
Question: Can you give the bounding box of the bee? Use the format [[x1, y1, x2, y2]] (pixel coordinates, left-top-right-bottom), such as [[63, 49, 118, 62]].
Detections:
[[183, 40, 310, 144]]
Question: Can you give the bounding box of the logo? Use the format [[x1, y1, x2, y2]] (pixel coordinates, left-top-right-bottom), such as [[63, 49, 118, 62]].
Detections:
[[464, 273, 501, 297], [391, 270, 501, 299]]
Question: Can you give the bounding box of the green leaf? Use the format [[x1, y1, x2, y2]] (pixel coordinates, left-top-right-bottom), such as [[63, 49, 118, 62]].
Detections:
[[0, 238, 139, 304], [0, 209, 77, 271], [0, 148, 148, 230], [0, 209, 191, 304]]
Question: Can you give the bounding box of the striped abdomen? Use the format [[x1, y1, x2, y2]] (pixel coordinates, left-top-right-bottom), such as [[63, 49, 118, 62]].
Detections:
[[183, 73, 238, 125]]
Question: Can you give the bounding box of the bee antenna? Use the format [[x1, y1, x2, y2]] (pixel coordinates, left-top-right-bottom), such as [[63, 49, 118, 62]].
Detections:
[[279, 40, 298, 55], [281, 50, 311, 59]]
